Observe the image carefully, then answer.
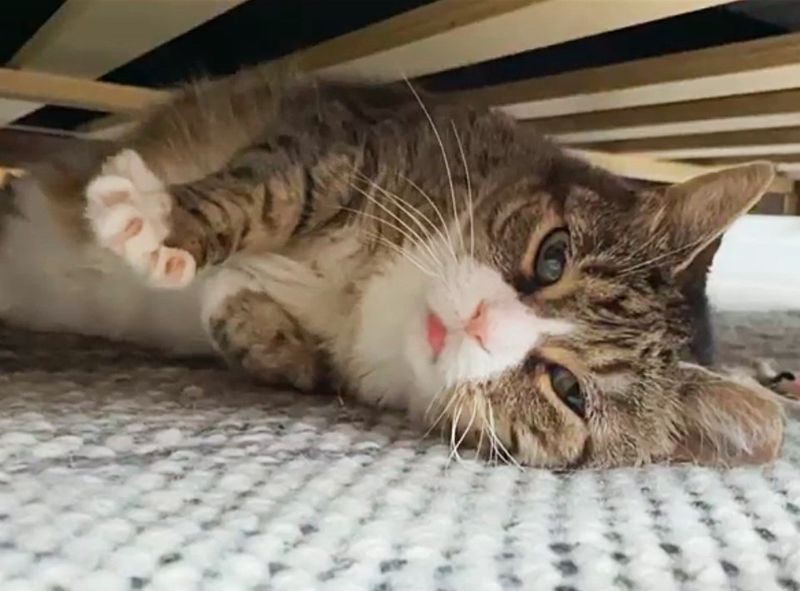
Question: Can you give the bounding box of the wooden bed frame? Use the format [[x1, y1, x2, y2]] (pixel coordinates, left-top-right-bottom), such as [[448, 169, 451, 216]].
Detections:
[[0, 0, 797, 212]]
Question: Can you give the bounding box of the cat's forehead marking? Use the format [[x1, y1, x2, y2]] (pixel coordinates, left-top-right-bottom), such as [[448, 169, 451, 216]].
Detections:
[[565, 183, 602, 203], [488, 190, 547, 238]]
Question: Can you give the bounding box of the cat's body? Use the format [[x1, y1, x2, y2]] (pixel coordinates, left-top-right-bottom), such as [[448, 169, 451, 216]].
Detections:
[[0, 69, 785, 467]]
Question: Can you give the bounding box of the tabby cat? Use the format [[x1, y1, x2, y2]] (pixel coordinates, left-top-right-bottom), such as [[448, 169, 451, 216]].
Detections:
[[0, 68, 785, 468]]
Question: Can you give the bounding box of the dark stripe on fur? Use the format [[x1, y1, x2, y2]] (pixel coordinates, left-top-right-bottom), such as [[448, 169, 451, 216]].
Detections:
[[295, 166, 315, 233]]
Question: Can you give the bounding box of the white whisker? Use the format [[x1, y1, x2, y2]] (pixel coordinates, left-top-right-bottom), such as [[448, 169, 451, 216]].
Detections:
[[476, 415, 488, 462], [360, 230, 438, 278], [346, 183, 444, 271], [342, 205, 444, 276], [350, 170, 440, 244], [398, 173, 458, 262], [448, 399, 465, 466], [422, 386, 461, 441], [351, 174, 454, 274], [450, 394, 478, 463], [404, 77, 463, 253], [450, 120, 475, 259], [486, 402, 521, 469]]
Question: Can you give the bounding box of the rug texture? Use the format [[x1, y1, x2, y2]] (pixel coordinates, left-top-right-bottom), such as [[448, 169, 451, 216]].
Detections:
[[1, 312, 800, 591]]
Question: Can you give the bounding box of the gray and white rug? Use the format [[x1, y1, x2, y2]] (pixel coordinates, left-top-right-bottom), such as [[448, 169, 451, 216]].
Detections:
[[1, 311, 800, 591]]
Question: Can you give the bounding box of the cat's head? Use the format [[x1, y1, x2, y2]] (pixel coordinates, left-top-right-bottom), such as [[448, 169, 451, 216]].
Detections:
[[372, 118, 782, 468]]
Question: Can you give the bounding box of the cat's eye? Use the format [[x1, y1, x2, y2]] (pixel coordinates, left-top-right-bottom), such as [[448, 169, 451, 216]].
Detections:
[[548, 364, 585, 417], [534, 229, 569, 286]]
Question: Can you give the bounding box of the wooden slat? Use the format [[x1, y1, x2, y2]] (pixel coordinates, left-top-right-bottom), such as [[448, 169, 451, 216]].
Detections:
[[691, 153, 800, 165], [571, 127, 800, 153], [529, 88, 800, 135], [783, 187, 800, 215], [751, 194, 791, 215], [77, 0, 541, 133], [76, 0, 540, 135], [318, 0, 732, 81], [572, 149, 792, 193], [82, 0, 731, 133], [82, 0, 729, 134], [9, 0, 247, 77], [646, 148, 800, 161], [286, 0, 538, 73], [0, 68, 166, 113], [0, 0, 246, 125], [454, 30, 800, 113]]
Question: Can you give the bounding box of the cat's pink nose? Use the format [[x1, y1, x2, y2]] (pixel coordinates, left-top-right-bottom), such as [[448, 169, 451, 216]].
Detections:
[[465, 300, 488, 347]]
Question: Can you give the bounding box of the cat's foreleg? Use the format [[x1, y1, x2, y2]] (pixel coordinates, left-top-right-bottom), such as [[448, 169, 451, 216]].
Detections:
[[85, 145, 356, 289], [201, 268, 325, 391], [84, 147, 304, 289]]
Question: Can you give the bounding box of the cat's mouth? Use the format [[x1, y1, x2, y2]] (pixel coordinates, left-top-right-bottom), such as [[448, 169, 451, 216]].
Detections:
[[425, 311, 447, 359]]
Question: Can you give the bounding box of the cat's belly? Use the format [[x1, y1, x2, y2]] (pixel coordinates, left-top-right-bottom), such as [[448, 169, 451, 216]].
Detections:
[[0, 248, 212, 355], [0, 181, 211, 354]]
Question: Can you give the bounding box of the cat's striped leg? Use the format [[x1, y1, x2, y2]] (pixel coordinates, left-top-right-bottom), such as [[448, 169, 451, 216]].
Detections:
[[84, 146, 301, 289], [201, 268, 325, 391], [85, 143, 354, 288]]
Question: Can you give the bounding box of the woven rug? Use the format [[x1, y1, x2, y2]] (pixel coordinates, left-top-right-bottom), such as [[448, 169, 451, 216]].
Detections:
[[1, 311, 800, 591]]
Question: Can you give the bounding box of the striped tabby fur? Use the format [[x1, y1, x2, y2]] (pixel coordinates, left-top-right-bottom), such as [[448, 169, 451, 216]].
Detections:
[[0, 68, 784, 467]]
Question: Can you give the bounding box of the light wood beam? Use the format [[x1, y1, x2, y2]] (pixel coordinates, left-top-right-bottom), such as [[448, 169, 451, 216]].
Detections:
[[317, 0, 732, 81], [0, 68, 166, 113], [782, 186, 800, 215], [78, 0, 542, 133], [81, 0, 732, 133], [529, 88, 800, 135], [453, 30, 800, 112], [690, 153, 800, 165], [570, 127, 800, 153], [9, 0, 247, 77], [572, 149, 792, 193], [285, 0, 538, 73], [0, 0, 246, 125]]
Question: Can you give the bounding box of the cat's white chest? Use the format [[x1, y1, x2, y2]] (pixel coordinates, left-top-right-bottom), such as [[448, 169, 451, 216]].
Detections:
[[347, 258, 428, 411], [235, 229, 372, 351], [239, 230, 421, 410]]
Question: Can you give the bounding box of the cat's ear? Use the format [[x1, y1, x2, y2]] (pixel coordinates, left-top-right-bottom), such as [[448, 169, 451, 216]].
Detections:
[[672, 364, 784, 466], [653, 161, 775, 275]]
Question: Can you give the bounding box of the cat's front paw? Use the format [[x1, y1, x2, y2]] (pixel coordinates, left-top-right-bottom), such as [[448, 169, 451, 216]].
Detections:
[[85, 149, 195, 289]]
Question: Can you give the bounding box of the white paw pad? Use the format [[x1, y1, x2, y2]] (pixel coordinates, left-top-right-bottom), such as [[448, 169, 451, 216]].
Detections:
[[86, 149, 196, 288]]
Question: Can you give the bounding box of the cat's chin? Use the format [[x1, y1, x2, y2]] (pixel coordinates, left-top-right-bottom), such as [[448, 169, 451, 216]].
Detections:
[[399, 302, 517, 422]]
